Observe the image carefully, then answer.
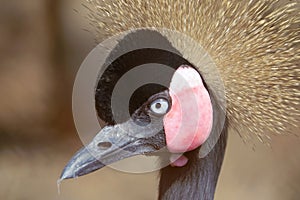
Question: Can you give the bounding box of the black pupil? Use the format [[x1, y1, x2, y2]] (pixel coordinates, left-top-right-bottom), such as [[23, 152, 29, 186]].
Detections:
[[155, 103, 162, 109]]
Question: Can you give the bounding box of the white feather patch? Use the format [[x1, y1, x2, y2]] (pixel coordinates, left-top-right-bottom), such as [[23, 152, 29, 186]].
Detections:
[[169, 65, 204, 93]]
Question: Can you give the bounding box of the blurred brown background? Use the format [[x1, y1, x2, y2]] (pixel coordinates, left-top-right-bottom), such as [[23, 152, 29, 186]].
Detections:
[[0, 0, 299, 200]]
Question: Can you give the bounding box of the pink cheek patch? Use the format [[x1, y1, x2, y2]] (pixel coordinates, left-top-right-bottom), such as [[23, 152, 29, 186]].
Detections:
[[163, 66, 213, 153]]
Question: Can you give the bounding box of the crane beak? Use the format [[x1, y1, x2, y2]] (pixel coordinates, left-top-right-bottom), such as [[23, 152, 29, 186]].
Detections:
[[60, 119, 165, 180]]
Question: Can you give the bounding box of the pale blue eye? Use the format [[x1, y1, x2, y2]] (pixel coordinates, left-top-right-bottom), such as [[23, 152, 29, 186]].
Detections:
[[150, 98, 169, 115]]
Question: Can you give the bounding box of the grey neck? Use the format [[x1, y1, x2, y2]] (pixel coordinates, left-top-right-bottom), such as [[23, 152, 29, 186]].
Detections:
[[158, 126, 227, 200]]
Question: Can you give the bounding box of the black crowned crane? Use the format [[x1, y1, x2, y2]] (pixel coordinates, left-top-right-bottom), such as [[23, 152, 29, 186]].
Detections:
[[60, 1, 300, 200]]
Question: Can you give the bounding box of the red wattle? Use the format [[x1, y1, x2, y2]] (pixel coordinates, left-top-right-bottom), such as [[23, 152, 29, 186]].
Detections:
[[170, 154, 189, 167]]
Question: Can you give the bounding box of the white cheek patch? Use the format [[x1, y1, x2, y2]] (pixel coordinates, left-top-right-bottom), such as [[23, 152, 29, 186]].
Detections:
[[168, 66, 203, 92], [163, 65, 213, 153]]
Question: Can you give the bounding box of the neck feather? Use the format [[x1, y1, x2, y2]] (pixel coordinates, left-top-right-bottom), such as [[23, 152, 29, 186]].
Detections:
[[158, 125, 227, 200]]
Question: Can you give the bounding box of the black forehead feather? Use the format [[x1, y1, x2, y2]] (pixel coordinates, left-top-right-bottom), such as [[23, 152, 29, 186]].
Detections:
[[95, 30, 195, 124]]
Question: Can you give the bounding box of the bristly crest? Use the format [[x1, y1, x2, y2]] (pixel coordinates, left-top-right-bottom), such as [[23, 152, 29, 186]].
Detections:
[[84, 0, 300, 144]]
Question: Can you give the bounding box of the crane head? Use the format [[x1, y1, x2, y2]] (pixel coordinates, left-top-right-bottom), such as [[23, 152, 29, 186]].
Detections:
[[60, 65, 213, 180]]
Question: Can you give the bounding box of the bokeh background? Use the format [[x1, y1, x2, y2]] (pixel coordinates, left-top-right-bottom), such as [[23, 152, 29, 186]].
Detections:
[[0, 0, 299, 200]]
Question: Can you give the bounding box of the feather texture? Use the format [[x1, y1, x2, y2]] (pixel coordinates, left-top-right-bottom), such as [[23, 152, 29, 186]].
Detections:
[[84, 0, 300, 143]]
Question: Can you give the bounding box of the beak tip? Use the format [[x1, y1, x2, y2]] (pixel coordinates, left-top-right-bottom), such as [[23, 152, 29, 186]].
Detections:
[[59, 168, 73, 181], [59, 147, 106, 181], [59, 163, 79, 181]]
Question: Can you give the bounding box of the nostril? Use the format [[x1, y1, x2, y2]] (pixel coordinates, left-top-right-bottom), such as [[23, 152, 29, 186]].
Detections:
[[97, 142, 112, 150]]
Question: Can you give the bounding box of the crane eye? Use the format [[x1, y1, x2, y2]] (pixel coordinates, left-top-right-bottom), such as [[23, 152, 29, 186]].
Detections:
[[150, 98, 170, 116]]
